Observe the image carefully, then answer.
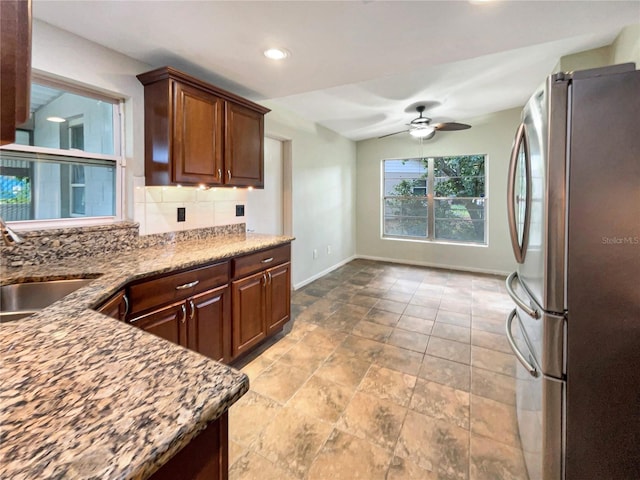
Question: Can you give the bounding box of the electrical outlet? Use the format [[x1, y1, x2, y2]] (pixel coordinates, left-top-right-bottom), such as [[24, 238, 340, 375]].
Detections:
[[235, 204, 245, 217], [313, 249, 318, 259], [177, 207, 186, 222], [327, 245, 332, 255]]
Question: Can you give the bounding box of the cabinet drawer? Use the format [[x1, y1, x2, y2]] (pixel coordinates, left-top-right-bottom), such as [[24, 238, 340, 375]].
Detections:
[[128, 261, 229, 317], [232, 244, 291, 279]]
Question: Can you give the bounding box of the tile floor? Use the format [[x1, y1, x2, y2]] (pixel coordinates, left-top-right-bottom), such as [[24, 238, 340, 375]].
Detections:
[[228, 259, 528, 480]]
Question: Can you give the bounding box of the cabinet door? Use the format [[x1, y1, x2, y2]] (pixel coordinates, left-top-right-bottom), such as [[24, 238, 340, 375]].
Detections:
[[130, 301, 187, 347], [266, 263, 291, 334], [97, 290, 128, 321], [224, 102, 264, 187], [188, 285, 230, 363], [173, 81, 224, 185], [231, 271, 266, 358]]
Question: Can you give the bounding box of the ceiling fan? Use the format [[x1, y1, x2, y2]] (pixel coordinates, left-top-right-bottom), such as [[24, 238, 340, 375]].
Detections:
[[379, 105, 471, 139]]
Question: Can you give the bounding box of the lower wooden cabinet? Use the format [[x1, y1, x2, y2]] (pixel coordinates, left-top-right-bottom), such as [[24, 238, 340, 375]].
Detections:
[[129, 285, 230, 364], [231, 261, 291, 359], [148, 413, 228, 480], [93, 244, 291, 364]]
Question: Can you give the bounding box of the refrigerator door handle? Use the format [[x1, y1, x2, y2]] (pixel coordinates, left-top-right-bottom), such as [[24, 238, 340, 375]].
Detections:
[[506, 309, 539, 377], [506, 271, 540, 319], [507, 122, 532, 264]]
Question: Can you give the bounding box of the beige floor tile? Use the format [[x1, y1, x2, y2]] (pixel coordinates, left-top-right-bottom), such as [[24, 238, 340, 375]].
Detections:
[[470, 394, 521, 448], [240, 355, 274, 382], [352, 320, 394, 342], [386, 455, 439, 480], [419, 354, 471, 391], [278, 341, 335, 374], [395, 410, 470, 480], [291, 291, 321, 307], [470, 434, 528, 480], [381, 291, 413, 303], [387, 328, 429, 353], [365, 308, 401, 327], [261, 335, 299, 361], [404, 304, 439, 320], [358, 364, 416, 407], [307, 429, 392, 480], [471, 367, 516, 406], [374, 298, 407, 314], [409, 293, 442, 309], [439, 298, 472, 314], [251, 362, 311, 403], [294, 299, 342, 324], [471, 346, 516, 377], [254, 406, 333, 478], [228, 440, 247, 468], [337, 391, 407, 451], [229, 451, 297, 480], [436, 310, 472, 328], [410, 378, 470, 429], [471, 329, 512, 354], [297, 326, 347, 351], [427, 336, 471, 364], [396, 315, 434, 335], [285, 320, 317, 341], [432, 323, 471, 344], [289, 374, 355, 423], [229, 391, 282, 446], [471, 315, 505, 334], [347, 293, 379, 308], [315, 350, 372, 388], [375, 344, 423, 375], [472, 305, 510, 321], [337, 334, 386, 361]]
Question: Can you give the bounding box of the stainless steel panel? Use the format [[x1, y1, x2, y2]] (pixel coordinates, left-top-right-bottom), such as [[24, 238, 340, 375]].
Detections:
[[565, 67, 640, 480], [512, 310, 564, 480], [517, 76, 568, 314]]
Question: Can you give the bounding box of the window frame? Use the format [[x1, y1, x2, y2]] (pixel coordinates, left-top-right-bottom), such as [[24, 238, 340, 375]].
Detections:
[[0, 72, 126, 229], [381, 155, 488, 246]]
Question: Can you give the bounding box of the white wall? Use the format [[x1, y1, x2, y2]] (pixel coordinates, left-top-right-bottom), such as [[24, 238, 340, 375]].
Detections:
[[356, 108, 521, 275], [262, 102, 357, 288]]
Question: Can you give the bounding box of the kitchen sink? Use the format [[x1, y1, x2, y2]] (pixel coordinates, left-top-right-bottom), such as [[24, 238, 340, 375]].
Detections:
[[0, 278, 96, 322]]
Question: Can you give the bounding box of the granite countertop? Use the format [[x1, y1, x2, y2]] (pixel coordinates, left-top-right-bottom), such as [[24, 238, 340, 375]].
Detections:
[[0, 233, 294, 480]]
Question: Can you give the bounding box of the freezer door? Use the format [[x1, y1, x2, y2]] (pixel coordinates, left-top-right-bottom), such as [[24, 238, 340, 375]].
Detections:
[[507, 307, 564, 480], [508, 76, 568, 314]]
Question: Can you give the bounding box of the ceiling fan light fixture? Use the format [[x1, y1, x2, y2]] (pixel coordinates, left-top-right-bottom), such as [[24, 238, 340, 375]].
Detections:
[[409, 126, 435, 138]]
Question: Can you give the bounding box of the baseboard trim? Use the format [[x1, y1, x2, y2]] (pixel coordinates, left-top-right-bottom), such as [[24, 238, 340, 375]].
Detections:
[[354, 254, 510, 277], [293, 255, 357, 290]]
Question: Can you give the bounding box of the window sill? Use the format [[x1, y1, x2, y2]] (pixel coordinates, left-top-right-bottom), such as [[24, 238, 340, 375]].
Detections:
[[382, 235, 487, 248]]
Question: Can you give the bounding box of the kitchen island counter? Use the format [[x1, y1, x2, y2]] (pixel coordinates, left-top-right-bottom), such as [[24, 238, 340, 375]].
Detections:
[[0, 232, 293, 480]]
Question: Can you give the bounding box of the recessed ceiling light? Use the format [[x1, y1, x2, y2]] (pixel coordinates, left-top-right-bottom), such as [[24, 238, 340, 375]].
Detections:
[[263, 48, 290, 60], [46, 116, 66, 123]]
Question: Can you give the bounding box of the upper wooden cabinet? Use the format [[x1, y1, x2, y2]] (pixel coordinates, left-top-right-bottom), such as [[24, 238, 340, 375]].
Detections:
[[137, 66, 270, 188], [0, 0, 32, 146]]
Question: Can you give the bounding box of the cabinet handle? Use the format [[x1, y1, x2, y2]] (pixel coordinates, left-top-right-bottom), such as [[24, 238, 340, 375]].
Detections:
[[180, 304, 187, 324], [227, 169, 232, 181], [122, 293, 130, 318], [268, 272, 272, 285], [261, 257, 274, 264], [176, 280, 199, 290], [189, 299, 195, 321], [262, 273, 267, 287], [218, 168, 222, 180]]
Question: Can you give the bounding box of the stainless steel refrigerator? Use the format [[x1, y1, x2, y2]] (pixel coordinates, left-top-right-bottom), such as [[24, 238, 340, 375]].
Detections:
[[505, 64, 640, 480]]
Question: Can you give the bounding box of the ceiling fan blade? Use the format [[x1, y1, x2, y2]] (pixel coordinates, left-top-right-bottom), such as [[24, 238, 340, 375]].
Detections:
[[378, 129, 409, 139], [434, 122, 471, 131]]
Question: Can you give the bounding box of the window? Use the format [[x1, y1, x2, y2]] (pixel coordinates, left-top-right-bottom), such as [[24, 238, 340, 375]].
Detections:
[[0, 77, 122, 223], [383, 155, 486, 244]]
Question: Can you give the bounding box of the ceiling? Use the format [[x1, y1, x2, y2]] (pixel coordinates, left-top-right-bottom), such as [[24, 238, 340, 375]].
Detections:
[[33, 1, 640, 141]]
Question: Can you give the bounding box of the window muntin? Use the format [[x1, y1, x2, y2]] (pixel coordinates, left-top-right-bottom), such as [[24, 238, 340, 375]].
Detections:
[[0, 77, 122, 223], [383, 155, 487, 244]]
